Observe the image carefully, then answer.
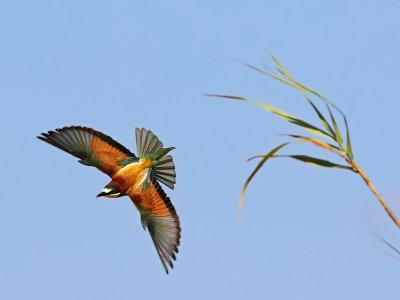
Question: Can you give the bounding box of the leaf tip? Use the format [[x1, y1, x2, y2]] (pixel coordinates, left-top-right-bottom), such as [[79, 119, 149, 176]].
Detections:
[[205, 94, 248, 101]]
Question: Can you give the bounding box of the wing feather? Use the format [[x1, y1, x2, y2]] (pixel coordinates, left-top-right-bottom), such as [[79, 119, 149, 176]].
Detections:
[[38, 126, 136, 177], [131, 176, 181, 274]]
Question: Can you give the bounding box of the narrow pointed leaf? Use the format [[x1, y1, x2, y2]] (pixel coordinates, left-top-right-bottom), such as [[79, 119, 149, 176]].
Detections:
[[299, 83, 345, 117], [238, 142, 290, 217], [265, 54, 346, 117], [344, 116, 354, 160], [269, 53, 296, 83], [305, 97, 335, 136], [288, 135, 351, 166], [255, 101, 334, 141], [287, 135, 345, 153], [238, 61, 306, 92], [209, 93, 334, 141], [326, 105, 344, 148], [240, 58, 342, 119], [288, 134, 336, 151], [205, 94, 248, 101], [238, 55, 345, 117], [281, 155, 356, 171]]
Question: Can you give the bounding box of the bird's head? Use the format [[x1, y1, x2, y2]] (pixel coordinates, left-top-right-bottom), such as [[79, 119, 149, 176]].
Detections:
[[96, 187, 121, 198], [97, 182, 124, 198]]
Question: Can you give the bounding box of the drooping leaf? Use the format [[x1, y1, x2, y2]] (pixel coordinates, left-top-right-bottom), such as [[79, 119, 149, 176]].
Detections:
[[266, 54, 346, 117], [237, 55, 346, 117], [255, 101, 334, 141], [238, 142, 290, 217], [208, 93, 335, 142], [238, 61, 306, 94], [279, 154, 356, 172]]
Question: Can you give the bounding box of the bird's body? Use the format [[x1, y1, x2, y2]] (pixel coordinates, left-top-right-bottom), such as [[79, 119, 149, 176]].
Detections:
[[113, 158, 153, 195], [38, 126, 180, 274]]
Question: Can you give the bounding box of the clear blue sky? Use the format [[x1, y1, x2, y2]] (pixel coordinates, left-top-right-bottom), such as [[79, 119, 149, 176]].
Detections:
[[1, 1, 400, 299]]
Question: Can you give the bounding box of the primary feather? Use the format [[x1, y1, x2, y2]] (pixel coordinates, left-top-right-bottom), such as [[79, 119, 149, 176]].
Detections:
[[38, 126, 136, 177]]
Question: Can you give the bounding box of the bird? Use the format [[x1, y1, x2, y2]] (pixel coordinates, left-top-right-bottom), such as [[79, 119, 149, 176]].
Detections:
[[38, 126, 181, 274]]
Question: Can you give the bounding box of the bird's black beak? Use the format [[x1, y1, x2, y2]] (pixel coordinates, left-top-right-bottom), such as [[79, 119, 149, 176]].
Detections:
[[97, 191, 106, 198]]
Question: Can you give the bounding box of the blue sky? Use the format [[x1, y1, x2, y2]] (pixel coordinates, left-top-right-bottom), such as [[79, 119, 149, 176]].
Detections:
[[2, 1, 400, 299]]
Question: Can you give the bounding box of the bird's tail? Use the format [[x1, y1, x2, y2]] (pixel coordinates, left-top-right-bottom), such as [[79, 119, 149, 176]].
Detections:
[[135, 128, 176, 189]]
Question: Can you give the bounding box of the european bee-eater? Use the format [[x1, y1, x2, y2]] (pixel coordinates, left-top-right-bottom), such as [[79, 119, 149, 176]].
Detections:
[[38, 126, 181, 274]]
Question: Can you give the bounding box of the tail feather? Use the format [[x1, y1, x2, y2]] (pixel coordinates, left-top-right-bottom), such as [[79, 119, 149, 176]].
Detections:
[[135, 128, 163, 157], [135, 128, 176, 189]]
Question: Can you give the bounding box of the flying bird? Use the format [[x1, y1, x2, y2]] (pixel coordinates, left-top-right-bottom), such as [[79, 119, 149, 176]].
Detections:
[[38, 126, 181, 274]]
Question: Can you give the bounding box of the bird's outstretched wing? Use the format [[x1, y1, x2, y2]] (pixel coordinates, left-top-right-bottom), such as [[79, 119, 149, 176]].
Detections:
[[132, 176, 181, 274], [38, 126, 136, 177]]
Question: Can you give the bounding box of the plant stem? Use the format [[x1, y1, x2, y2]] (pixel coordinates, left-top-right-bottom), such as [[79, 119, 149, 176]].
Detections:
[[351, 161, 400, 227]]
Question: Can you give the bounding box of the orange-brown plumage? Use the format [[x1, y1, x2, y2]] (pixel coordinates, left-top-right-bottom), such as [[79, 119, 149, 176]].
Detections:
[[38, 126, 180, 274], [90, 135, 131, 176], [131, 180, 174, 218]]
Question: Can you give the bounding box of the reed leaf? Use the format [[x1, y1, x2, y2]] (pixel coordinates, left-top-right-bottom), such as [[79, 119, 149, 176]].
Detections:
[[255, 101, 334, 141], [207, 93, 334, 141], [279, 154, 356, 171], [344, 116, 354, 159], [326, 105, 344, 148], [210, 53, 400, 228], [305, 96, 335, 136], [238, 142, 290, 217], [287, 134, 349, 161]]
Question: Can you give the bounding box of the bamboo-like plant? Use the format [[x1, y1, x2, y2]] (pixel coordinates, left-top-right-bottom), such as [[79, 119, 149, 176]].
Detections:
[[210, 54, 400, 227]]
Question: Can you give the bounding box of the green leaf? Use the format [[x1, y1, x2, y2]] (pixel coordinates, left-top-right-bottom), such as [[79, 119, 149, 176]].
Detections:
[[239, 61, 305, 93], [297, 82, 345, 117], [305, 96, 335, 136], [281, 155, 356, 171], [326, 105, 344, 148], [238, 142, 290, 217], [237, 55, 346, 119], [263, 54, 346, 117], [208, 93, 335, 142], [255, 101, 334, 141], [269, 54, 344, 113], [270, 54, 294, 81], [344, 116, 354, 160]]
